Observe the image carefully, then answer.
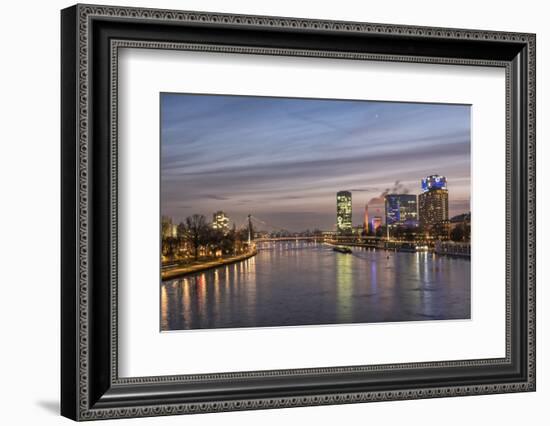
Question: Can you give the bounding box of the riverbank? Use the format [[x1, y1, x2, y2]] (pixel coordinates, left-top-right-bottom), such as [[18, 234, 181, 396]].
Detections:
[[161, 249, 258, 281], [325, 240, 470, 258]]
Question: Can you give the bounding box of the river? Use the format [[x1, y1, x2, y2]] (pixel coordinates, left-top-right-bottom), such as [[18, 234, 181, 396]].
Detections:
[[161, 241, 470, 331]]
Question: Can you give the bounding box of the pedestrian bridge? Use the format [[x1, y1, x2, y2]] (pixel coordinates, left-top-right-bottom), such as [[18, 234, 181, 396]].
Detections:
[[254, 236, 322, 242]]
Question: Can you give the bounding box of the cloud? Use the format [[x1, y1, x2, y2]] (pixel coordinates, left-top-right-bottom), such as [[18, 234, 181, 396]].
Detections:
[[160, 94, 471, 230], [366, 180, 413, 205], [203, 194, 230, 200], [348, 187, 379, 192]]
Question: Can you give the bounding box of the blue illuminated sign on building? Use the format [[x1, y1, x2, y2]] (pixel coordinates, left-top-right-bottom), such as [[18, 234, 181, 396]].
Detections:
[[422, 175, 447, 192]]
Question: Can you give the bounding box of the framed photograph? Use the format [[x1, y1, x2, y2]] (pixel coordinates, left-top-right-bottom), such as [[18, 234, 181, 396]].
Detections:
[[61, 4, 536, 421]]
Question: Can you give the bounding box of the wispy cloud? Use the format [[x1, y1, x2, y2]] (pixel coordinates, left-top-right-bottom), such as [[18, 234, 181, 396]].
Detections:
[[161, 94, 471, 230], [203, 194, 230, 201]]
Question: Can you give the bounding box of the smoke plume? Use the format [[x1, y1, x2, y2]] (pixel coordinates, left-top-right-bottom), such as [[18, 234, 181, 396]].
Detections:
[[368, 180, 410, 205]]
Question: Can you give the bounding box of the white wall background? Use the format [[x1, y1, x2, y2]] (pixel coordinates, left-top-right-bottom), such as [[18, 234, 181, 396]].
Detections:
[[0, 0, 546, 424]]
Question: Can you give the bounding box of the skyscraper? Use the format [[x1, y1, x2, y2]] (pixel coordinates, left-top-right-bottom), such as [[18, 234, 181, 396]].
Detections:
[[212, 211, 230, 233], [336, 191, 352, 235], [384, 194, 418, 226], [418, 175, 449, 238]]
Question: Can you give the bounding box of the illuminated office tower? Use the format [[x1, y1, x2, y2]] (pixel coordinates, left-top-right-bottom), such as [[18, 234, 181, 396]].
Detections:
[[212, 211, 230, 233], [336, 191, 352, 235], [418, 175, 449, 238], [384, 194, 418, 226]]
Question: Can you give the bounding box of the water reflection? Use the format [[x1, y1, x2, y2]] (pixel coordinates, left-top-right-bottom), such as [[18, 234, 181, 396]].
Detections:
[[336, 252, 353, 322], [161, 241, 470, 331]]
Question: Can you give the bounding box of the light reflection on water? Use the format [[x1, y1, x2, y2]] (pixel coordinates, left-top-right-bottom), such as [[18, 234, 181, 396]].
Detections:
[[161, 241, 470, 331]]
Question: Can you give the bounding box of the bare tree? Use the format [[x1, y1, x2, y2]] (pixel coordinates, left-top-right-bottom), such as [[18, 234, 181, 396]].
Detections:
[[176, 222, 186, 239], [184, 214, 209, 260]]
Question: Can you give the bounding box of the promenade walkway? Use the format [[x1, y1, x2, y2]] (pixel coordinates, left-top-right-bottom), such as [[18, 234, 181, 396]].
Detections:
[[161, 249, 257, 281]]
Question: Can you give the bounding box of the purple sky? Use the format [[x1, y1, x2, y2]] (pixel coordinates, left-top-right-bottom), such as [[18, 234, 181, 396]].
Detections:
[[161, 93, 471, 232]]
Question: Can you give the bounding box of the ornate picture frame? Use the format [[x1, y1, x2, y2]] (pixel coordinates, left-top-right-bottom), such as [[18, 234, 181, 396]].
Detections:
[[61, 4, 535, 420]]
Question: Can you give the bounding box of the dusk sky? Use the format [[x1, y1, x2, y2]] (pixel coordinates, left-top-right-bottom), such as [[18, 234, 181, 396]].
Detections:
[[161, 93, 471, 232]]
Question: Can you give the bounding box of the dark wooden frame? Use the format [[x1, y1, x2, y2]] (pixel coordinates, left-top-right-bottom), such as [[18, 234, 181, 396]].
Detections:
[[61, 4, 536, 421]]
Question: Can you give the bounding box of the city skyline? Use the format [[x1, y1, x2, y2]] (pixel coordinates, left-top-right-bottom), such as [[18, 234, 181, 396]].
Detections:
[[163, 181, 461, 236], [161, 93, 471, 232]]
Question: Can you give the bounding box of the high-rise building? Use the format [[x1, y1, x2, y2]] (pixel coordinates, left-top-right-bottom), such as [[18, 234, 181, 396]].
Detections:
[[418, 175, 449, 238], [336, 191, 352, 235], [212, 211, 230, 233], [363, 204, 369, 233], [161, 216, 173, 239], [384, 194, 418, 227]]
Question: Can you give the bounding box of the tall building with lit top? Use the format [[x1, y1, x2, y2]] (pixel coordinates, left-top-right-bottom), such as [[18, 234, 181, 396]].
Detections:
[[418, 175, 449, 238], [422, 175, 447, 192], [336, 191, 352, 235], [212, 211, 230, 233], [384, 194, 418, 227]]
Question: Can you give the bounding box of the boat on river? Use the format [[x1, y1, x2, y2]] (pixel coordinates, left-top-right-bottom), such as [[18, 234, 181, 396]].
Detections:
[[332, 245, 352, 254]]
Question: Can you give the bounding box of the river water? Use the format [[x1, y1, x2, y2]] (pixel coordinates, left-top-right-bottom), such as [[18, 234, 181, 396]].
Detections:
[[161, 241, 470, 331]]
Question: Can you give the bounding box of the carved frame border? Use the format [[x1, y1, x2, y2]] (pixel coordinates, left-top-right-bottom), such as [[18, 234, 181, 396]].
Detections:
[[62, 3, 535, 421]]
